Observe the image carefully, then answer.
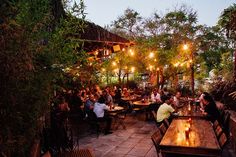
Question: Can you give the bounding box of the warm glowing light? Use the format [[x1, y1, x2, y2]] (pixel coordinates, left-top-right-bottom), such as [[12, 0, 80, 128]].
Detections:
[[94, 51, 99, 55], [131, 67, 135, 72], [101, 68, 105, 72], [189, 59, 193, 63], [183, 44, 189, 50], [122, 48, 125, 51], [154, 59, 157, 62], [124, 66, 128, 69], [149, 52, 154, 58], [130, 51, 134, 56], [112, 61, 117, 66], [113, 68, 119, 72], [149, 65, 153, 71], [157, 67, 160, 71], [180, 63, 185, 67], [174, 62, 180, 67]]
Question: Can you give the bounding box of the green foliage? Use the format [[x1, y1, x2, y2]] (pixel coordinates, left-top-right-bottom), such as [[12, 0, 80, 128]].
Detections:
[[0, 0, 86, 156], [109, 5, 233, 90], [218, 3, 236, 40]]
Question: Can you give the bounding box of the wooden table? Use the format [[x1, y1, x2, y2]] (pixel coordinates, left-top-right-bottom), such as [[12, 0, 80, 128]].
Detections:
[[108, 106, 124, 113], [159, 119, 221, 157], [175, 105, 206, 119], [132, 100, 152, 107], [121, 96, 137, 102], [108, 106, 126, 129]]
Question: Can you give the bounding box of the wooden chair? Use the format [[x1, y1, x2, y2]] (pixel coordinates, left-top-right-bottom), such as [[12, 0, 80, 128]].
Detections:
[[151, 129, 163, 157], [163, 118, 170, 128], [222, 111, 230, 137], [151, 110, 157, 120], [110, 110, 126, 130], [219, 132, 228, 149], [213, 120, 220, 130], [159, 123, 167, 135], [87, 111, 104, 137], [214, 125, 223, 139], [151, 111, 162, 128]]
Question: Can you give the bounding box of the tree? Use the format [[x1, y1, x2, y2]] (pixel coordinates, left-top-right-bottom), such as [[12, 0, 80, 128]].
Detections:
[[0, 0, 86, 156], [111, 8, 143, 39], [218, 3, 236, 79]]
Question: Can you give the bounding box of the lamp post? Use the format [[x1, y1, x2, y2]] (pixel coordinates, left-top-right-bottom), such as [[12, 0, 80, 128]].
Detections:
[[183, 44, 194, 96]]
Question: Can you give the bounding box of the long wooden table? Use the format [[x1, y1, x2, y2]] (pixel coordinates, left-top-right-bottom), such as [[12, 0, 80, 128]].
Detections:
[[159, 119, 221, 157]]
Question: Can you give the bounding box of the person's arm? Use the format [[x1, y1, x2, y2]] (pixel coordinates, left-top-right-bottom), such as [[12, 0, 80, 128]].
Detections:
[[151, 94, 155, 102]]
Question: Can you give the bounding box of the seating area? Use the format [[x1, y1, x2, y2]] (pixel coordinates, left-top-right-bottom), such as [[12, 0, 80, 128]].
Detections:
[[75, 113, 236, 157]]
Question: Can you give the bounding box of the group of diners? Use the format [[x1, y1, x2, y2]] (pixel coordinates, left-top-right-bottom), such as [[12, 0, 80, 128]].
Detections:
[[154, 91, 222, 123], [151, 91, 230, 157], [50, 85, 144, 136], [50, 83, 225, 136]]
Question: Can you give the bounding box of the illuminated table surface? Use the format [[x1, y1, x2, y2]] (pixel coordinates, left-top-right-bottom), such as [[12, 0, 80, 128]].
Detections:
[[160, 119, 221, 157], [175, 105, 206, 119], [132, 100, 152, 106]]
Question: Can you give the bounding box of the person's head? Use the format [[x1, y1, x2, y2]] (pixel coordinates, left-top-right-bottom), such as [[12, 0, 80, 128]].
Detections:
[[161, 93, 173, 104], [153, 89, 158, 95], [102, 90, 108, 96], [175, 91, 181, 98], [98, 96, 106, 104], [89, 94, 95, 102], [201, 92, 214, 105]]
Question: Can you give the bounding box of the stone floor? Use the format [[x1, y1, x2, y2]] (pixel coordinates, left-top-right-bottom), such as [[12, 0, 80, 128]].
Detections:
[[75, 113, 236, 157]]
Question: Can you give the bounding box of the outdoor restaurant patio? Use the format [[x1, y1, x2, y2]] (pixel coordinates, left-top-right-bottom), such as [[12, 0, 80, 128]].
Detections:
[[1, 1, 236, 157], [66, 111, 236, 157]]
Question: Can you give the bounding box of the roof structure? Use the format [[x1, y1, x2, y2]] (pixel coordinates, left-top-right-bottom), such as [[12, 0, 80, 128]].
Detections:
[[80, 21, 133, 52]]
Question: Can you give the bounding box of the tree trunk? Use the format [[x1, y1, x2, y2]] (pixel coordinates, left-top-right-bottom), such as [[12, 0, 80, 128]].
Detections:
[[160, 67, 164, 89], [51, 0, 66, 22], [156, 70, 160, 89], [191, 65, 194, 96]]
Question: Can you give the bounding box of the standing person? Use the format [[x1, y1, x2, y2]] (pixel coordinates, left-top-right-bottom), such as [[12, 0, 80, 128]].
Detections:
[[93, 97, 113, 135], [156, 94, 175, 124], [200, 92, 220, 122]]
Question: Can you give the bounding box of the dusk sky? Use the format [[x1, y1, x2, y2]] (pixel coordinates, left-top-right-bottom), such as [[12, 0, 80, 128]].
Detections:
[[80, 0, 235, 27]]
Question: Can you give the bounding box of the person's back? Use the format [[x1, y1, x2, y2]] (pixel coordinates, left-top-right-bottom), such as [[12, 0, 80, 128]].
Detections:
[[156, 103, 174, 122], [93, 101, 107, 118]]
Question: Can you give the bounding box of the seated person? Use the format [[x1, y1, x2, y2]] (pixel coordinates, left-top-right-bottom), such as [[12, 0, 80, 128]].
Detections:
[[151, 89, 162, 103], [114, 88, 122, 104], [173, 91, 182, 108], [200, 92, 220, 122], [102, 89, 114, 106], [93, 97, 113, 135], [122, 88, 130, 97], [84, 94, 95, 117], [156, 94, 175, 124]]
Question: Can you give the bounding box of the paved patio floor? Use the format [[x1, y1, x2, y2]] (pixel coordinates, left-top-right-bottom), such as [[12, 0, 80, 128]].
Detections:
[[75, 113, 236, 157]]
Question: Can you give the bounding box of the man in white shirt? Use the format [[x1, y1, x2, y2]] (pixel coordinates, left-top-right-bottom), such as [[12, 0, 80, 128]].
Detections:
[[173, 91, 182, 108], [156, 94, 175, 123], [151, 89, 161, 103], [93, 97, 112, 135]]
